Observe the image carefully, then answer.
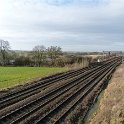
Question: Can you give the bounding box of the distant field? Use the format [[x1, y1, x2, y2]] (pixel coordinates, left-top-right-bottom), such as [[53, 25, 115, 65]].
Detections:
[[84, 55, 106, 59], [0, 67, 67, 90]]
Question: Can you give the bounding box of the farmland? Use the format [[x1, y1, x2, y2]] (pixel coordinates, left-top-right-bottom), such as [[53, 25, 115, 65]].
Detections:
[[0, 67, 67, 90]]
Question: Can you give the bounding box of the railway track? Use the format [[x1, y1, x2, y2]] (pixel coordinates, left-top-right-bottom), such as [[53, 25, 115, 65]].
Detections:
[[0, 57, 122, 124], [0, 63, 109, 123], [0, 66, 95, 109], [34, 61, 119, 124], [0, 57, 116, 103], [0, 57, 116, 104], [0, 57, 114, 105]]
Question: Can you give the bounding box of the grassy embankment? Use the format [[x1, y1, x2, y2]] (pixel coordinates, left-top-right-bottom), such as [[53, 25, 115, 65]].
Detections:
[[0, 67, 67, 90], [89, 64, 124, 124]]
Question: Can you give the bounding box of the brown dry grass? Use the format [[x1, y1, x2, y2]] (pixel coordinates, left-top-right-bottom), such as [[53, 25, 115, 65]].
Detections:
[[89, 64, 124, 124], [84, 55, 105, 59]]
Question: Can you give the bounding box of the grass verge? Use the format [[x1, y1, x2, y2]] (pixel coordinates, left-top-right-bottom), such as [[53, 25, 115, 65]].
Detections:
[[89, 64, 124, 124], [0, 67, 67, 90]]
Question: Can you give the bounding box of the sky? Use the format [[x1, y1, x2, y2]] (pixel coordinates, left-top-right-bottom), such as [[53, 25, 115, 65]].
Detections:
[[0, 0, 124, 52]]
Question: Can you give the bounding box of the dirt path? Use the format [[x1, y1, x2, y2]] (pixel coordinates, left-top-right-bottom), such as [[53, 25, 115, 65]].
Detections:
[[89, 64, 124, 124]]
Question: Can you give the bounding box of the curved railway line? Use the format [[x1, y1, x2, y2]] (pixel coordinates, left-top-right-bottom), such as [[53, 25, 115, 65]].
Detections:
[[0, 65, 96, 109], [0, 57, 122, 124]]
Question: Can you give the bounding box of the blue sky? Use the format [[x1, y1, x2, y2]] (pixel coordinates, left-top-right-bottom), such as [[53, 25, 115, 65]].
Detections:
[[0, 0, 124, 51]]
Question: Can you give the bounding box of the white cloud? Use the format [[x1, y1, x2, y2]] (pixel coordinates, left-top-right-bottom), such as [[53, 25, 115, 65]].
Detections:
[[0, 0, 124, 51]]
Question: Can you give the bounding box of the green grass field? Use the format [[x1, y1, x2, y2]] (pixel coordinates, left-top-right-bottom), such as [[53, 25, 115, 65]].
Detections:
[[0, 67, 67, 90]]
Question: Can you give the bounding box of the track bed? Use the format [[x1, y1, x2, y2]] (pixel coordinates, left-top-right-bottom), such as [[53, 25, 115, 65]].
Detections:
[[0, 57, 122, 124]]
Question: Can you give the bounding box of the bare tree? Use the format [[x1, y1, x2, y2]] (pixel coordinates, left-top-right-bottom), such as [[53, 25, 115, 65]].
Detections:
[[47, 46, 62, 66], [0, 40, 10, 65], [32, 45, 46, 66]]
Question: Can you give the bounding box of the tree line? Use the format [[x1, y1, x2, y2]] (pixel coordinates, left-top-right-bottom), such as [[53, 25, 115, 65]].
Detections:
[[0, 40, 92, 67]]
